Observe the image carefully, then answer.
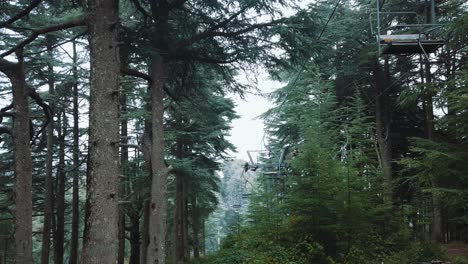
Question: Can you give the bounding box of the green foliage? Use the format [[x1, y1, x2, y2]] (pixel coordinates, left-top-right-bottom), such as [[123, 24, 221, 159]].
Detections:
[[383, 241, 448, 264]]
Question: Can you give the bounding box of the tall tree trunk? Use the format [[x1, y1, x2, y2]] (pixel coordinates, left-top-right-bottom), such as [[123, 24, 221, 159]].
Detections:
[[146, 57, 169, 264], [421, 0, 443, 241], [191, 197, 200, 259], [173, 172, 187, 264], [119, 90, 129, 264], [81, 0, 121, 262], [41, 37, 55, 264], [201, 221, 206, 256], [182, 179, 189, 261], [69, 40, 80, 264], [129, 215, 141, 264], [424, 62, 443, 242], [0, 54, 33, 264], [4, 52, 34, 264], [3, 238, 9, 264], [54, 112, 67, 264], [141, 200, 150, 264], [373, 59, 393, 201], [173, 141, 188, 263], [140, 87, 152, 264]]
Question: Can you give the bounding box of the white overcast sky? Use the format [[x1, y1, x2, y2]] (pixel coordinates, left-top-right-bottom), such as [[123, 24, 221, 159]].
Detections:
[[225, 1, 313, 161], [227, 72, 283, 161]]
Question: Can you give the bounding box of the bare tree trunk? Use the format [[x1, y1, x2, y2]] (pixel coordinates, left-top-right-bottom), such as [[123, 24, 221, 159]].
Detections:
[[173, 172, 187, 264], [182, 180, 189, 261], [140, 200, 150, 264], [69, 40, 80, 264], [119, 90, 129, 264], [191, 197, 200, 259], [173, 174, 180, 263], [41, 37, 55, 264], [129, 215, 141, 264], [201, 221, 206, 256], [140, 90, 152, 264], [54, 111, 67, 264], [424, 62, 443, 242], [373, 59, 393, 201], [81, 0, 121, 262], [173, 142, 189, 264], [1, 52, 34, 264], [146, 57, 169, 264], [3, 238, 9, 264]]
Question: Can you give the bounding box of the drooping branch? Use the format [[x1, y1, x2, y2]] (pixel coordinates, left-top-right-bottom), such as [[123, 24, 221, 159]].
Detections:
[[0, 111, 15, 120], [26, 31, 87, 56], [129, 0, 151, 18], [0, 58, 19, 75], [0, 124, 13, 144], [175, 52, 240, 64], [119, 143, 141, 151], [28, 87, 52, 144], [0, 0, 42, 28], [120, 67, 178, 100], [0, 107, 15, 134], [121, 67, 152, 83], [168, 0, 189, 9], [0, 104, 13, 113], [1, 17, 87, 58], [0, 127, 12, 136], [174, 18, 283, 50]]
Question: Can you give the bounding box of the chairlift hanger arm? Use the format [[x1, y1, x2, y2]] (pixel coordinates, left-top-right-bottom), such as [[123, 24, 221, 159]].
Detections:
[[246, 151, 255, 165]]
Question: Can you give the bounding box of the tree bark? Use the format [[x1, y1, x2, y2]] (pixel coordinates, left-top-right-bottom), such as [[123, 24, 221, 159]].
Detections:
[[81, 0, 121, 262], [145, 57, 169, 264], [173, 172, 187, 264], [424, 62, 443, 242], [201, 221, 206, 256], [182, 179, 189, 261], [41, 37, 55, 264], [191, 197, 200, 259], [119, 89, 129, 264], [118, 87, 129, 264], [54, 111, 67, 264], [373, 59, 393, 201], [6, 53, 33, 264], [129, 215, 141, 264], [69, 39, 80, 264], [140, 200, 150, 264]]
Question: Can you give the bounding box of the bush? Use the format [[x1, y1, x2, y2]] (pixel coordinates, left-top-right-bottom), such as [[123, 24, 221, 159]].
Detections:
[[383, 241, 447, 264]]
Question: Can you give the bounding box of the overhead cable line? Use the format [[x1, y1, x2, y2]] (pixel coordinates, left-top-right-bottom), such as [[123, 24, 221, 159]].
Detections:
[[318, 0, 343, 40]]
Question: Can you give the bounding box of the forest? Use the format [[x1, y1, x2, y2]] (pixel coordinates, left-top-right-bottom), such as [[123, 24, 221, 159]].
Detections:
[[0, 0, 467, 263]]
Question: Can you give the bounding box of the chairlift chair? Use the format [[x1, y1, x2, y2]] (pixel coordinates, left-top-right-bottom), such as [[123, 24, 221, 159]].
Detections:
[[241, 193, 252, 199], [370, 0, 444, 58], [379, 34, 443, 55]]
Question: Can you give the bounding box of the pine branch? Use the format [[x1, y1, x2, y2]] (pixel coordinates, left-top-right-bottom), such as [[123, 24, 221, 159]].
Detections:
[[28, 87, 52, 145], [174, 18, 283, 50], [0, 104, 13, 112], [175, 52, 240, 64], [1, 17, 87, 58], [121, 67, 152, 83], [129, 0, 151, 18], [168, 0, 189, 9], [0, 127, 12, 136], [0, 0, 42, 28], [120, 67, 178, 100], [0, 58, 19, 74]]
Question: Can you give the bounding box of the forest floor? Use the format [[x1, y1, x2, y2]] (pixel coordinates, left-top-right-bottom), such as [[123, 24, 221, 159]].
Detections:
[[444, 241, 468, 258]]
